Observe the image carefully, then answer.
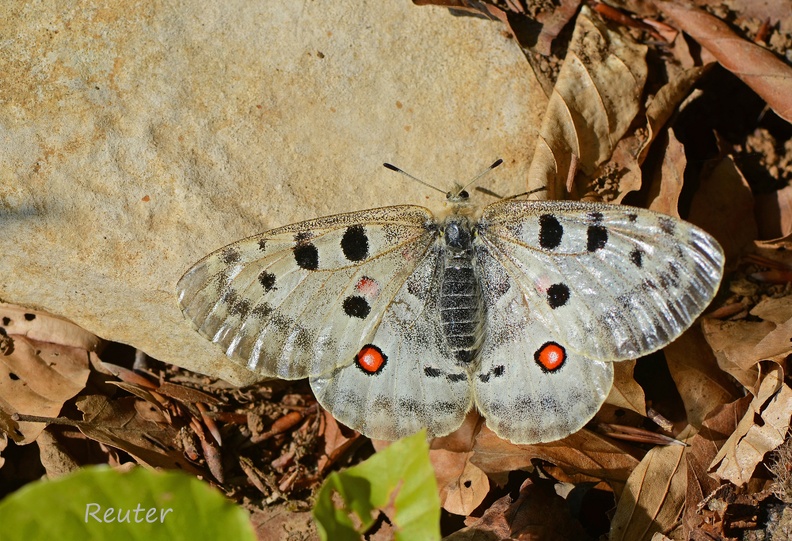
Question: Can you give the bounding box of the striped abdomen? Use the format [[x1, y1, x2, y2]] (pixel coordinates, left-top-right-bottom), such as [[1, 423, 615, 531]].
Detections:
[[440, 220, 484, 364]]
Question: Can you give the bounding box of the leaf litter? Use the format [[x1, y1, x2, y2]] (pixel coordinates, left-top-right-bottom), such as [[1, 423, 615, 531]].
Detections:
[[3, 1, 792, 539]]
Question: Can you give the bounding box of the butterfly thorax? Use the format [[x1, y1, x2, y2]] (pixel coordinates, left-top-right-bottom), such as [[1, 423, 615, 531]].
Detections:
[[439, 216, 485, 365]]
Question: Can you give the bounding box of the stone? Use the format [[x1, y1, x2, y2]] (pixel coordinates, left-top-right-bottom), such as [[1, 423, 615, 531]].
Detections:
[[0, 0, 543, 385]]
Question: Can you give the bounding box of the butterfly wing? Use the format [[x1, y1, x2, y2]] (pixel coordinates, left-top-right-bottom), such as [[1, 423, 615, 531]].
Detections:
[[473, 200, 724, 443], [310, 243, 473, 439], [177, 205, 472, 439], [177, 206, 436, 378]]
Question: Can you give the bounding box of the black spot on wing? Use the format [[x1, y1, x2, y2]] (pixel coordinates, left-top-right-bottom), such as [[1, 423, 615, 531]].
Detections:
[[258, 239, 267, 251], [229, 297, 251, 318], [293, 242, 319, 270], [539, 214, 563, 249], [547, 283, 570, 309], [343, 295, 371, 319], [630, 248, 643, 268], [424, 367, 442, 378], [627, 213, 638, 222], [251, 302, 274, 319], [587, 225, 608, 252], [341, 225, 369, 262], [220, 247, 240, 264], [659, 216, 676, 235], [258, 270, 277, 291]]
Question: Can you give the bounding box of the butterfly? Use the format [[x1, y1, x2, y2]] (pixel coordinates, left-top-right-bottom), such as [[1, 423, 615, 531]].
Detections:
[[176, 161, 724, 444]]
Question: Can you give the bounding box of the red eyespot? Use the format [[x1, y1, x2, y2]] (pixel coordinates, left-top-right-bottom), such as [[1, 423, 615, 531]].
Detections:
[[355, 276, 380, 298], [355, 344, 387, 375], [535, 342, 566, 372]]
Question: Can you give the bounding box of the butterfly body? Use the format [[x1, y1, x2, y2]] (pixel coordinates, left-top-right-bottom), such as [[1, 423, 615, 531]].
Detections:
[[177, 189, 724, 444]]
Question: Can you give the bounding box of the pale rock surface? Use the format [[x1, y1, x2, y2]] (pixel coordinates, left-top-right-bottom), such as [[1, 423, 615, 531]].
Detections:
[[0, 1, 544, 385]]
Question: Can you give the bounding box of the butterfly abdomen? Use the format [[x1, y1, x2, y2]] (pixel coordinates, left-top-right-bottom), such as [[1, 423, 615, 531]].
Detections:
[[440, 220, 484, 365]]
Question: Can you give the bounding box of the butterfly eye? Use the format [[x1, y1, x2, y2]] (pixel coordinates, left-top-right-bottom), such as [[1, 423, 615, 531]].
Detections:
[[458, 190, 469, 199]]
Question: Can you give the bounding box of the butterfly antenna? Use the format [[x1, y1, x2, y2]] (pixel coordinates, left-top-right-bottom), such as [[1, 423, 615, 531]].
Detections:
[[453, 158, 503, 198], [383, 163, 446, 195]]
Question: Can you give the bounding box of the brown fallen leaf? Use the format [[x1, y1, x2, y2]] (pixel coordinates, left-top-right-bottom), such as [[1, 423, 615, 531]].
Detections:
[[710, 364, 792, 486], [664, 325, 742, 429], [471, 427, 641, 498], [646, 130, 686, 218], [75, 394, 202, 474], [0, 304, 101, 351], [527, 5, 648, 200], [444, 478, 589, 541], [682, 395, 752, 540], [430, 449, 489, 515], [0, 336, 91, 443], [610, 425, 692, 541], [688, 156, 757, 262], [607, 360, 647, 416], [656, 1, 792, 123]]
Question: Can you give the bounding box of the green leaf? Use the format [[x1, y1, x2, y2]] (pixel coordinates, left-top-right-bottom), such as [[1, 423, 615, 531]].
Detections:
[[313, 430, 440, 541], [0, 465, 255, 541]]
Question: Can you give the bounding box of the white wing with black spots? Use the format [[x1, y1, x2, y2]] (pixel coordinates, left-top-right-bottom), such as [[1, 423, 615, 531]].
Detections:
[[310, 242, 473, 440], [177, 188, 725, 445], [177, 206, 436, 379], [478, 200, 724, 362]]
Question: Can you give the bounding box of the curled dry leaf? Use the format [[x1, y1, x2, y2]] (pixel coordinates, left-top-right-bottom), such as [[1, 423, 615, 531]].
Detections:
[[656, 1, 792, 123], [430, 449, 489, 515], [527, 5, 648, 199], [710, 364, 792, 486], [607, 360, 647, 417], [75, 394, 202, 474], [682, 395, 752, 540], [0, 304, 101, 351], [443, 479, 589, 541], [646, 130, 685, 218], [610, 425, 693, 541], [664, 326, 743, 430], [688, 156, 757, 262], [703, 296, 792, 389], [471, 428, 640, 497], [0, 336, 91, 443]]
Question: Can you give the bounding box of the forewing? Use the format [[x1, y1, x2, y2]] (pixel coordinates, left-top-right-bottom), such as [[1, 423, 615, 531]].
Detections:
[[478, 200, 724, 362], [177, 206, 435, 379], [310, 245, 473, 440]]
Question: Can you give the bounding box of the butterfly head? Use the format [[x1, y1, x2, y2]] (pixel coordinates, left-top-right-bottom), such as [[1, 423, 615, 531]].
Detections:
[[445, 186, 470, 204]]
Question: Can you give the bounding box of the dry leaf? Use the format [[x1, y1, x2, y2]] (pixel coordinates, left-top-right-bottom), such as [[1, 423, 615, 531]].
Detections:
[[471, 428, 640, 497], [444, 479, 589, 541], [527, 5, 648, 199], [702, 318, 773, 388], [688, 156, 757, 262], [75, 394, 202, 473], [610, 425, 693, 541], [0, 304, 101, 351], [656, 1, 792, 123], [430, 449, 489, 515], [607, 360, 647, 416], [664, 325, 742, 429], [682, 395, 752, 539], [710, 364, 792, 485], [36, 427, 80, 478], [0, 336, 91, 443], [703, 296, 792, 389], [646, 130, 685, 218], [755, 183, 792, 240]]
